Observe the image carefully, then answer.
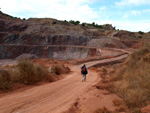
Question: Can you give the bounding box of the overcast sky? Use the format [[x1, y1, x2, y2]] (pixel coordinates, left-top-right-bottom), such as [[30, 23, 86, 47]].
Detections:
[[0, 0, 150, 32]]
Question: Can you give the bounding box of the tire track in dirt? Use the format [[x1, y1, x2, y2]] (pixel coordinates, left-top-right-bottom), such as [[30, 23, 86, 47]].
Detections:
[[0, 54, 128, 113]]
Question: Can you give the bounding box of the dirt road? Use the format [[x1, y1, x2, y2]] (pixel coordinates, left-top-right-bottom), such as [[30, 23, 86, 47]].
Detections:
[[0, 54, 128, 113]]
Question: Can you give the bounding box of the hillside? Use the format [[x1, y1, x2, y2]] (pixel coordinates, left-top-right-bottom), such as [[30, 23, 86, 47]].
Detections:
[[0, 11, 149, 59], [1, 10, 150, 113], [108, 44, 150, 112]]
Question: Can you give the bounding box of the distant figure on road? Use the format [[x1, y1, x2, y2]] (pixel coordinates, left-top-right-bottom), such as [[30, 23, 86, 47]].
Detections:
[[81, 64, 88, 82]]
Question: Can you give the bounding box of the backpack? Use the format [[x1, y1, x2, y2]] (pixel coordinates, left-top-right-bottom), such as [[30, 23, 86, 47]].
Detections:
[[83, 67, 86, 72], [81, 67, 88, 74]]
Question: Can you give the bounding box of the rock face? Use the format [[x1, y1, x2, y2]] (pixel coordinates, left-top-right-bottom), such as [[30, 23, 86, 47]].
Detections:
[[0, 15, 96, 59], [0, 35, 92, 45], [0, 11, 145, 59], [0, 18, 93, 46], [0, 45, 96, 59], [113, 30, 136, 39], [87, 38, 127, 49]]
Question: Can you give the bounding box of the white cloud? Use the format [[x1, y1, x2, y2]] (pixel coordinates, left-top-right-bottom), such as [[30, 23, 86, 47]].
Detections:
[[100, 6, 106, 12], [131, 10, 141, 16], [122, 10, 141, 19], [0, 0, 98, 21], [143, 9, 150, 13], [0, 0, 150, 32], [117, 21, 150, 32], [116, 0, 150, 6], [122, 9, 149, 19], [95, 20, 150, 32]]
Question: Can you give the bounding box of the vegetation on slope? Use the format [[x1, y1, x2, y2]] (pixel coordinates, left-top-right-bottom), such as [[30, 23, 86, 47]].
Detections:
[[0, 69, 12, 90], [0, 60, 70, 91], [0, 11, 17, 20], [111, 44, 150, 111]]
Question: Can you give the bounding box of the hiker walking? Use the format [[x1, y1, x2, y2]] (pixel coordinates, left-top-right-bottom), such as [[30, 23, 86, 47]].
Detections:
[[81, 64, 88, 82]]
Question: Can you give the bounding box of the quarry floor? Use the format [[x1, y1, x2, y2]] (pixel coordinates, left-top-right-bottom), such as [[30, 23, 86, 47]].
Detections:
[[0, 54, 128, 113]]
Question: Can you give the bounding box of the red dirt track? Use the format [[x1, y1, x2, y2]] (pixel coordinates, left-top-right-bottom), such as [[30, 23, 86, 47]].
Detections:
[[0, 54, 128, 113]]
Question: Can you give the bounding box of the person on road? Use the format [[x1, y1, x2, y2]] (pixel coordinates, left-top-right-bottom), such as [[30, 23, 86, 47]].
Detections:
[[81, 64, 88, 82]]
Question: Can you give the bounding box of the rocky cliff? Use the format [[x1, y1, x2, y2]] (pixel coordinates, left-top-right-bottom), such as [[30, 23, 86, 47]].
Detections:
[[0, 11, 147, 59], [0, 45, 97, 59]]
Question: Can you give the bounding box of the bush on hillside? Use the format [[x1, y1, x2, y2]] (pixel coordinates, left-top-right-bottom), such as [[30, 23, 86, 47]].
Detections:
[[64, 20, 67, 22], [69, 20, 80, 25], [0, 69, 12, 90], [17, 60, 50, 84], [138, 36, 142, 38], [50, 64, 70, 75], [22, 18, 26, 21], [87, 23, 103, 29], [0, 60, 68, 90], [52, 21, 57, 24], [138, 31, 144, 35], [92, 22, 95, 26], [82, 23, 85, 27], [111, 44, 150, 108]]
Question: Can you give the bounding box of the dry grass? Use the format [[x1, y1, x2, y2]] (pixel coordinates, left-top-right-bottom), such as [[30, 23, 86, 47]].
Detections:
[[110, 44, 150, 108], [114, 105, 127, 112], [0, 60, 71, 90], [0, 69, 12, 90], [17, 60, 50, 84], [112, 99, 124, 107], [50, 64, 70, 75], [100, 68, 107, 79], [0, 60, 56, 90], [113, 99, 127, 112], [112, 99, 127, 112], [94, 107, 112, 113], [130, 108, 142, 113]]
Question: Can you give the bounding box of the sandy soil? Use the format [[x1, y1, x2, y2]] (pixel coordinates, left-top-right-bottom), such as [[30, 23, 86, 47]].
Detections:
[[66, 88, 124, 113], [0, 54, 128, 113], [65, 64, 128, 113]]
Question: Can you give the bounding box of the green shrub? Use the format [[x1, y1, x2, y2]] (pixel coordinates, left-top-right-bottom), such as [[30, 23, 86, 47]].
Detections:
[[69, 20, 80, 25], [34, 64, 48, 81], [92, 22, 95, 26], [11, 68, 20, 83], [52, 66, 61, 75], [17, 60, 49, 84], [0, 60, 58, 91], [0, 69, 12, 90], [17, 60, 35, 84], [51, 64, 70, 75], [87, 22, 103, 29], [46, 73, 55, 82], [52, 21, 57, 24], [82, 23, 85, 27], [138, 36, 142, 38], [138, 31, 144, 35], [75, 21, 80, 25], [64, 20, 67, 22], [22, 18, 26, 21]]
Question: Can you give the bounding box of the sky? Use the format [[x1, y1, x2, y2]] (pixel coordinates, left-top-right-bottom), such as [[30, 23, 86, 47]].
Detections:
[[0, 0, 150, 32]]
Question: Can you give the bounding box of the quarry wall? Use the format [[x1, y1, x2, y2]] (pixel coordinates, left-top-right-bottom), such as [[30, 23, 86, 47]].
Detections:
[[0, 45, 97, 59]]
